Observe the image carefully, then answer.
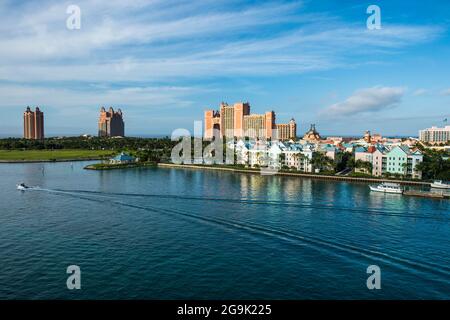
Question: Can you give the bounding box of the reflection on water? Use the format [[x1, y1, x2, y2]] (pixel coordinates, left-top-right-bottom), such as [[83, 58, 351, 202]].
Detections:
[[0, 162, 449, 299]]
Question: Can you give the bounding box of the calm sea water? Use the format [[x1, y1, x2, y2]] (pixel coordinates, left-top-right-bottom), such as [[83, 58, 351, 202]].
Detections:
[[0, 161, 449, 299]]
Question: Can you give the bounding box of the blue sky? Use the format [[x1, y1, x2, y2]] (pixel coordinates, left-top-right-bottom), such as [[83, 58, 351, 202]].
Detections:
[[0, 0, 449, 137]]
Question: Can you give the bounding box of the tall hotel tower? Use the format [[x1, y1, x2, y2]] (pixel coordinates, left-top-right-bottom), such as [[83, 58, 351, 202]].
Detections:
[[204, 102, 296, 140], [205, 102, 275, 140], [98, 107, 125, 137], [23, 107, 44, 140]]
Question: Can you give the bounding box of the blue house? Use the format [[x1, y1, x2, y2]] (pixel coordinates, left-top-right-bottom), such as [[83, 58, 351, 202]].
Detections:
[[109, 152, 136, 164]]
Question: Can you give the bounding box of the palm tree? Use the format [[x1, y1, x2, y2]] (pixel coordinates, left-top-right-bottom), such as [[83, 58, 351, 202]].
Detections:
[[401, 162, 408, 178], [312, 152, 330, 172]]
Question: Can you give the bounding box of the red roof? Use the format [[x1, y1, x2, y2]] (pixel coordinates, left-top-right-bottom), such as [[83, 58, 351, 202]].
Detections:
[[367, 145, 376, 153]]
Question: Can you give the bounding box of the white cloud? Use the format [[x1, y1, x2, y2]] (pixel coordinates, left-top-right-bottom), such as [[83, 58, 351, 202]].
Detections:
[[0, 0, 446, 136], [412, 88, 428, 96], [0, 84, 205, 109], [0, 0, 443, 84], [441, 88, 450, 96], [322, 86, 405, 117]]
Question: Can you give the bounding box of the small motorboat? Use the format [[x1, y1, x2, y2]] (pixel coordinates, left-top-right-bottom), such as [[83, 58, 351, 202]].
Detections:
[[369, 182, 403, 194], [17, 183, 30, 191], [430, 180, 450, 189]]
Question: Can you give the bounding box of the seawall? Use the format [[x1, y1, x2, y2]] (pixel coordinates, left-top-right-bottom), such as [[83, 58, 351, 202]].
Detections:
[[157, 163, 429, 186]]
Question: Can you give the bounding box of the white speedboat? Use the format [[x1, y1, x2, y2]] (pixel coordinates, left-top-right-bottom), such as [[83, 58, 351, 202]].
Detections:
[[369, 182, 403, 194], [16, 183, 30, 191], [430, 180, 450, 189]]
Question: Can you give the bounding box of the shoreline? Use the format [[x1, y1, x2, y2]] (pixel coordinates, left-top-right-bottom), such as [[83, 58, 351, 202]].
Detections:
[[84, 162, 156, 170], [0, 157, 107, 164], [157, 163, 430, 186]]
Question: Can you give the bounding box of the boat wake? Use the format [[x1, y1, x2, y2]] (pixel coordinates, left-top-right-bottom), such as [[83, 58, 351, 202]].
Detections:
[[52, 188, 450, 221], [42, 188, 450, 285]]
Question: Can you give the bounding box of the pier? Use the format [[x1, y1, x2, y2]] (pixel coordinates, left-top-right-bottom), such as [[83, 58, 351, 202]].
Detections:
[[403, 190, 450, 199]]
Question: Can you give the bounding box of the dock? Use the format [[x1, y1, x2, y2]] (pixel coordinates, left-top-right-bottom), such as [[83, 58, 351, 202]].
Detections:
[[403, 190, 450, 199]]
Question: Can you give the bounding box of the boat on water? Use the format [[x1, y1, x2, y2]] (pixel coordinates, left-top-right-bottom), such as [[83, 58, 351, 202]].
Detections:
[[369, 182, 403, 194], [16, 183, 30, 191], [430, 180, 450, 189]]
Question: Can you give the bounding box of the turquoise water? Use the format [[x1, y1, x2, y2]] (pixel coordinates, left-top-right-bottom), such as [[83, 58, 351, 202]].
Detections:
[[0, 161, 449, 299]]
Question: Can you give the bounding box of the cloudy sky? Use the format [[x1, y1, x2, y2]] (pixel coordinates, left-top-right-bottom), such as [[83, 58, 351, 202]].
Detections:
[[0, 0, 449, 136]]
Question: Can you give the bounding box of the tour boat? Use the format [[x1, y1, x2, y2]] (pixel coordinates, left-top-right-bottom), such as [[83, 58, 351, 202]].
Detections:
[[430, 180, 450, 189], [369, 182, 403, 194]]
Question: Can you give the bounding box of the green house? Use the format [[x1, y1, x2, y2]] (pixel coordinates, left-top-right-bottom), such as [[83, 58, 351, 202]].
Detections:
[[382, 146, 422, 179]]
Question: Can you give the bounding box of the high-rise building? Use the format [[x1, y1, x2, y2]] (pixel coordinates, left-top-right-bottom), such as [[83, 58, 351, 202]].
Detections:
[[276, 118, 297, 140], [98, 107, 125, 137], [204, 102, 278, 140], [220, 102, 235, 138], [23, 106, 44, 140], [233, 102, 250, 138], [243, 113, 266, 139], [204, 110, 221, 139], [419, 125, 450, 144]]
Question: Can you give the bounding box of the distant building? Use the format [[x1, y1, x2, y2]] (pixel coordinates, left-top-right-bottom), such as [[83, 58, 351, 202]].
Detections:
[[98, 107, 125, 137], [276, 118, 297, 141], [109, 152, 136, 164], [419, 125, 450, 144], [371, 133, 383, 143], [363, 130, 371, 143], [302, 124, 321, 142], [23, 106, 44, 140]]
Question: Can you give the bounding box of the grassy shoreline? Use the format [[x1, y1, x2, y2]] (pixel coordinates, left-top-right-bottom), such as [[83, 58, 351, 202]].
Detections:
[[84, 162, 157, 170], [0, 149, 114, 162]]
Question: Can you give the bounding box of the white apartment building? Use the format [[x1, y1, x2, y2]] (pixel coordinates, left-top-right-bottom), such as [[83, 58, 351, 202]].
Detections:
[[283, 146, 313, 172], [419, 125, 450, 144]]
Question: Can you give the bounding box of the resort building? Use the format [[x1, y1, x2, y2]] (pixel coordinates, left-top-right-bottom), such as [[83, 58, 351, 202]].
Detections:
[[205, 102, 291, 140], [98, 107, 125, 137], [23, 106, 44, 140], [419, 125, 450, 144], [276, 118, 297, 141], [302, 124, 321, 142]]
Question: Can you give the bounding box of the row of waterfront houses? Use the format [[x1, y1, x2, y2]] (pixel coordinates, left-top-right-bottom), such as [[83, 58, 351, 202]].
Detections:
[[354, 145, 423, 179], [213, 138, 424, 179]]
